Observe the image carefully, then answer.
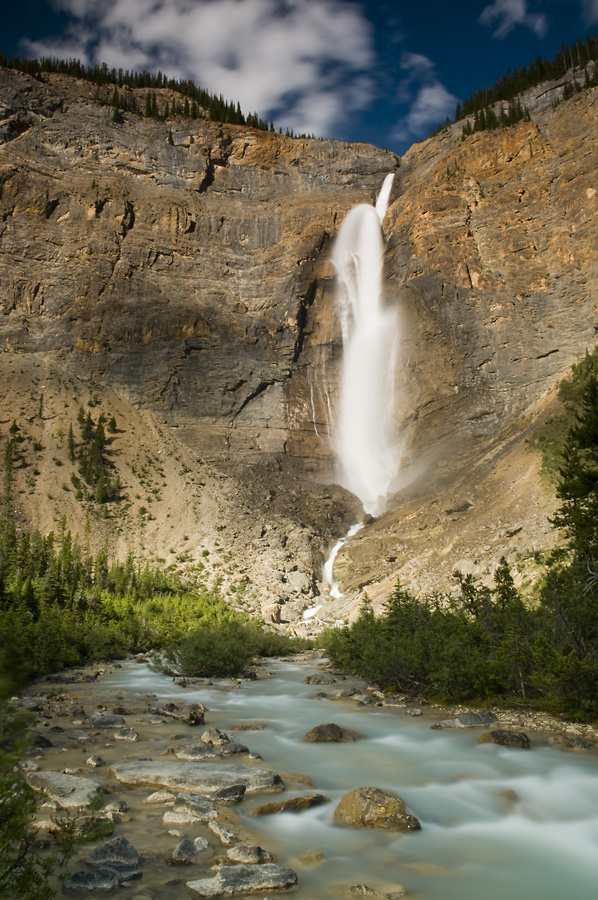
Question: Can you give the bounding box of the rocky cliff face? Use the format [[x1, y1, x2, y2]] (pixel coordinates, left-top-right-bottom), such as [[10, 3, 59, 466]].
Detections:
[[1, 67, 597, 623]]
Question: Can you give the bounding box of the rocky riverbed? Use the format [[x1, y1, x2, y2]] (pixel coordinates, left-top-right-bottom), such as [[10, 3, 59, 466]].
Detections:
[[12, 654, 598, 899]]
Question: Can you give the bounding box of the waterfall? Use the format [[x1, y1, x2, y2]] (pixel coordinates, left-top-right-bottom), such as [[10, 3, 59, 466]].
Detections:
[[320, 174, 399, 597], [331, 173, 399, 516], [320, 522, 363, 599]]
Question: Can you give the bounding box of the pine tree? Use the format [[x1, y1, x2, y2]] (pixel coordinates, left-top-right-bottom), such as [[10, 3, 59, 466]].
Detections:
[[552, 374, 598, 559]]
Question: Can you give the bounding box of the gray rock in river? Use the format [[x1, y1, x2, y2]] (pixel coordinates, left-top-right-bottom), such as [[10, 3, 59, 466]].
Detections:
[[90, 713, 127, 728], [163, 794, 218, 825], [304, 672, 337, 684], [85, 755, 106, 768], [63, 864, 141, 893], [31, 732, 53, 748], [213, 783, 246, 803], [431, 710, 499, 729], [109, 760, 283, 793], [170, 837, 210, 864], [87, 836, 140, 867], [201, 727, 231, 745], [147, 701, 205, 726], [176, 742, 217, 760], [27, 770, 102, 808], [563, 736, 595, 751], [114, 727, 139, 742], [186, 864, 298, 897], [478, 730, 531, 749], [334, 787, 421, 832], [226, 844, 276, 864], [302, 723, 362, 742]]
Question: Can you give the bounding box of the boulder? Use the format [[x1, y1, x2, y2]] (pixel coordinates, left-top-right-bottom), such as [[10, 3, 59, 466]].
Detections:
[[220, 740, 250, 756], [176, 742, 217, 760], [564, 737, 595, 751], [304, 672, 337, 684], [163, 794, 218, 825], [90, 713, 126, 728], [208, 822, 238, 845], [302, 723, 361, 742], [63, 864, 141, 893], [109, 761, 283, 793], [63, 869, 121, 894], [201, 727, 230, 746], [27, 771, 102, 808], [252, 793, 330, 816], [478, 730, 531, 749], [431, 710, 499, 729], [85, 755, 106, 768], [170, 837, 210, 864], [186, 864, 298, 897], [147, 702, 205, 726], [87, 836, 139, 867], [213, 783, 246, 803], [114, 727, 139, 742], [334, 788, 421, 832], [226, 844, 275, 864]]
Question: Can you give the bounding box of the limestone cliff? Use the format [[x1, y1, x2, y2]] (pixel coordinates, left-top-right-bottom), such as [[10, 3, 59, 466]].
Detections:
[[1, 66, 597, 624]]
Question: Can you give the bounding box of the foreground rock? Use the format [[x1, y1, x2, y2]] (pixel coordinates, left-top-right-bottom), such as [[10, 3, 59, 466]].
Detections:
[[334, 788, 421, 832], [27, 771, 102, 808], [226, 844, 275, 864], [478, 730, 531, 749], [90, 713, 126, 728], [302, 723, 362, 742], [163, 794, 218, 825], [304, 673, 337, 685], [431, 711, 499, 730], [63, 865, 142, 894], [186, 864, 298, 897], [171, 837, 210, 864], [109, 760, 283, 793], [87, 836, 139, 867]]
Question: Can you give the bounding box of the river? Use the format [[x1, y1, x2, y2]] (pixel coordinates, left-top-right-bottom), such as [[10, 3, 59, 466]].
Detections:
[[99, 656, 598, 899]]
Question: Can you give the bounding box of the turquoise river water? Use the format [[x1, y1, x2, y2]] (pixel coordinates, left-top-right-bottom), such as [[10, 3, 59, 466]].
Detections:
[[105, 657, 598, 900]]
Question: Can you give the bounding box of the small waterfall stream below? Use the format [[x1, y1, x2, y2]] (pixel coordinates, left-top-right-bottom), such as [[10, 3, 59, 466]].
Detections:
[[103, 657, 598, 900]]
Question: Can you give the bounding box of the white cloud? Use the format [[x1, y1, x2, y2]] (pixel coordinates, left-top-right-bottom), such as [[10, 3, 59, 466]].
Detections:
[[23, 0, 377, 137], [582, 0, 598, 24], [479, 0, 548, 38], [392, 53, 457, 145]]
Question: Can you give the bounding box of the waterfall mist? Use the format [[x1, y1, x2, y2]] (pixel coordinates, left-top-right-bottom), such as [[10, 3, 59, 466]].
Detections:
[[330, 173, 399, 516]]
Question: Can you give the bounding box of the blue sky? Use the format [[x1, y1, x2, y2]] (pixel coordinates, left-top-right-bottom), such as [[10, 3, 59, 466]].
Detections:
[[4, 1, 598, 153]]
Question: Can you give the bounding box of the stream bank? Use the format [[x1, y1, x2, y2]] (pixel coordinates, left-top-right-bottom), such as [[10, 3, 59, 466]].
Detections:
[[13, 654, 598, 899]]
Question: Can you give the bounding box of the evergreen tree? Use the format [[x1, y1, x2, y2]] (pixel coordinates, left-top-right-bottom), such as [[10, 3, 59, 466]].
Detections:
[[551, 373, 598, 558]]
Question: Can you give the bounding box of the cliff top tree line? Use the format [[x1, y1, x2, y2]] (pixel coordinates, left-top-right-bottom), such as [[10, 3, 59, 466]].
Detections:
[[0, 52, 316, 140], [430, 31, 598, 139]]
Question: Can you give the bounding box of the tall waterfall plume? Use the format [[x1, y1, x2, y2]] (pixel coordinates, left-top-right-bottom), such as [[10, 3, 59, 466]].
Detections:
[[330, 173, 399, 516]]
